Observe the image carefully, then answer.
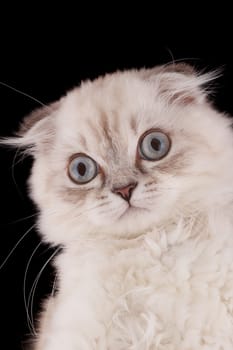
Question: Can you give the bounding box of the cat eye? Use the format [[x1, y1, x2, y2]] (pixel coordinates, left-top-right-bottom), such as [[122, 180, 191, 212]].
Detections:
[[138, 129, 171, 161], [68, 154, 98, 184]]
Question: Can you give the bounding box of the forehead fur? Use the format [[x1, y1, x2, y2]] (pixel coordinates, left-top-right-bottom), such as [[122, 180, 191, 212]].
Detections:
[[56, 72, 159, 143], [8, 64, 216, 156], [54, 68, 207, 159]]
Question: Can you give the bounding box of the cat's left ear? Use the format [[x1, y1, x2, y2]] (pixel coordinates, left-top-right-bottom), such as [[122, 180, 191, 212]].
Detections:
[[141, 63, 217, 106], [0, 101, 61, 154]]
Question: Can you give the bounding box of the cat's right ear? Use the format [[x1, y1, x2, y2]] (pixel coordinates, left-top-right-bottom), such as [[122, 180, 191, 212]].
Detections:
[[0, 101, 60, 154], [139, 63, 219, 106]]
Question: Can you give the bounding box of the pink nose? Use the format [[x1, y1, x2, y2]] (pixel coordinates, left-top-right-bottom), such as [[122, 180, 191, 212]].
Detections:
[[112, 182, 138, 202]]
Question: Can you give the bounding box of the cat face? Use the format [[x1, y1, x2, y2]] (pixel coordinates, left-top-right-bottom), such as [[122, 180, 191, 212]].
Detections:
[[13, 65, 233, 244]]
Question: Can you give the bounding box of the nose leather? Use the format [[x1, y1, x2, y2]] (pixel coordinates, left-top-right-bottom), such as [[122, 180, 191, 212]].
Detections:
[[112, 182, 138, 202]]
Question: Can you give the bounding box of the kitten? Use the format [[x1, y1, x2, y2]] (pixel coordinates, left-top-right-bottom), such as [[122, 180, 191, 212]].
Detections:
[[4, 64, 233, 349]]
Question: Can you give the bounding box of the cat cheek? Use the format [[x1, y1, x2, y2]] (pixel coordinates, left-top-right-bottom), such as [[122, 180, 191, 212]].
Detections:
[[58, 188, 93, 205]]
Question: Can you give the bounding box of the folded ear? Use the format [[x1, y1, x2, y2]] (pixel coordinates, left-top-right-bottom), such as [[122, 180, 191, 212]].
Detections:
[[140, 63, 218, 106], [0, 101, 60, 154]]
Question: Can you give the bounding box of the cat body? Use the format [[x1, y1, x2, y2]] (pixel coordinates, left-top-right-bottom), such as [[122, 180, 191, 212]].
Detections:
[[5, 64, 233, 349], [37, 222, 233, 350]]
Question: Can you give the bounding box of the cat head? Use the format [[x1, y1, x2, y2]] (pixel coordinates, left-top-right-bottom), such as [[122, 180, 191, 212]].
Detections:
[[4, 64, 233, 245]]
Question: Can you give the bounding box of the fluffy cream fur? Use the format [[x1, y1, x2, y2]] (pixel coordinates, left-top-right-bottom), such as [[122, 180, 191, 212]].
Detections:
[[4, 65, 233, 349]]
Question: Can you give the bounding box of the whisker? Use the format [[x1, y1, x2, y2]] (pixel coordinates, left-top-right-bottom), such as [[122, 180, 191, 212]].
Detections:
[[67, 201, 112, 222], [23, 241, 43, 335], [51, 273, 58, 298], [8, 212, 38, 225], [144, 188, 158, 193], [0, 81, 47, 107], [28, 247, 61, 335], [163, 56, 201, 67], [98, 205, 124, 216], [142, 186, 175, 193], [11, 147, 25, 199], [164, 46, 175, 64], [144, 187, 175, 193], [0, 224, 36, 270]]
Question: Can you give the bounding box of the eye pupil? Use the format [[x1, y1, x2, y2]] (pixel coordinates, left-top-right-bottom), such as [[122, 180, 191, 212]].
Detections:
[[151, 138, 161, 151], [78, 162, 86, 176]]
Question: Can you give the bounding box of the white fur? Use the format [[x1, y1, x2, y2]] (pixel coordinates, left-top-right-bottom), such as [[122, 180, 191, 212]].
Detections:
[[6, 66, 233, 349]]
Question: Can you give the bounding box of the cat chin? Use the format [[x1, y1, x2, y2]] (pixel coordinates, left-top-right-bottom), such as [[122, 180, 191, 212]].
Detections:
[[38, 194, 183, 245], [39, 209, 158, 245]]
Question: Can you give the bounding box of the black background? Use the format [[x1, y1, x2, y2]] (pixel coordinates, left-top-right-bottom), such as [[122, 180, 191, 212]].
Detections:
[[0, 12, 233, 350]]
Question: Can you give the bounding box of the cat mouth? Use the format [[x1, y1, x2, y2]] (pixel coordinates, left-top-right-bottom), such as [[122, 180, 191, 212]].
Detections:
[[119, 205, 147, 219]]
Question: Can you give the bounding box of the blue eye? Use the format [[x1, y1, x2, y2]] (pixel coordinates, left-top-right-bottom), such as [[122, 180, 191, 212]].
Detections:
[[139, 130, 171, 161], [68, 154, 98, 184]]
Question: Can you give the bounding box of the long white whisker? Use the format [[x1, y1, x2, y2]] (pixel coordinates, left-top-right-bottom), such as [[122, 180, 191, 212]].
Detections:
[[40, 199, 113, 226], [28, 247, 61, 335], [24, 241, 43, 334], [11, 147, 25, 199], [164, 56, 201, 67], [0, 81, 47, 107], [0, 224, 36, 270], [8, 212, 38, 225], [28, 275, 41, 336], [51, 273, 58, 298], [67, 201, 112, 222], [143, 186, 175, 193], [165, 46, 175, 64]]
